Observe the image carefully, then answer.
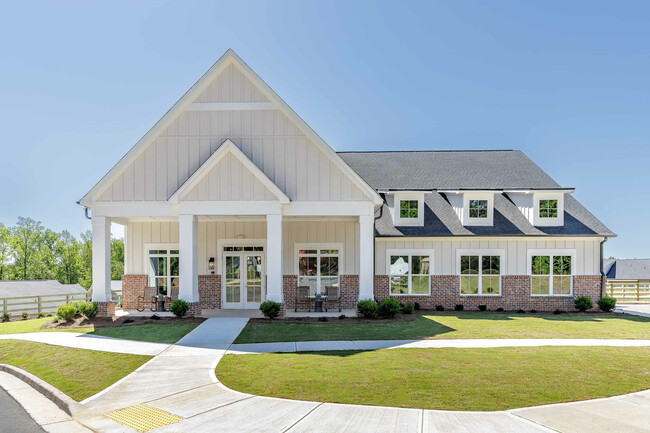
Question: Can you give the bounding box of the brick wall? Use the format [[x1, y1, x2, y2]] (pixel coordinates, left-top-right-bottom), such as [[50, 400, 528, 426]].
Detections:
[[374, 275, 602, 311], [340, 275, 360, 309], [121, 275, 148, 309], [198, 274, 220, 309], [282, 275, 298, 312], [96, 301, 115, 317]]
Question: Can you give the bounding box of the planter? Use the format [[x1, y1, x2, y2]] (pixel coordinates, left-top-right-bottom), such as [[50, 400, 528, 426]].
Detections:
[[314, 299, 323, 312]]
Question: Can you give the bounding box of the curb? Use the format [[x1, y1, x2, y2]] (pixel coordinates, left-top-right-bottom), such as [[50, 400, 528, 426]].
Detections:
[[0, 363, 83, 416]]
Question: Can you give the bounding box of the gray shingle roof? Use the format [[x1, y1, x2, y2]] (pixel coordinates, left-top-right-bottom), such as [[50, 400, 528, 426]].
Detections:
[[0, 280, 86, 298], [606, 259, 650, 280], [338, 150, 614, 237]]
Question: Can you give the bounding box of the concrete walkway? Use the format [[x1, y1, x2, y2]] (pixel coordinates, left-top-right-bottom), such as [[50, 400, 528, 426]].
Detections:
[[229, 337, 650, 354], [0, 332, 169, 356], [615, 303, 650, 318]]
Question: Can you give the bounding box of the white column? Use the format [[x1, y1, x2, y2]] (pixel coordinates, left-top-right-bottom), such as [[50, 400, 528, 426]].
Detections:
[[179, 214, 199, 303], [266, 214, 283, 303], [358, 214, 375, 300], [91, 216, 111, 302]]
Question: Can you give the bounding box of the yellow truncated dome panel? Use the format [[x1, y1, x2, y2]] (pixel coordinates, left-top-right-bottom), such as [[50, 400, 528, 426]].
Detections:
[[104, 404, 184, 432]]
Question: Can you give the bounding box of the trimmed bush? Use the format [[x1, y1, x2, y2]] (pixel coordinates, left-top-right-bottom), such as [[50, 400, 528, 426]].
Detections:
[[37, 312, 46, 318], [529, 309, 537, 313], [435, 305, 445, 311], [478, 305, 487, 311], [21, 312, 28, 320], [379, 298, 401, 319], [574, 296, 593, 312], [402, 302, 414, 314], [1, 313, 10, 322], [454, 304, 464, 311], [517, 309, 526, 314], [357, 299, 379, 319], [553, 309, 564, 314], [413, 302, 421, 311], [495, 307, 504, 312], [597, 296, 617, 312], [259, 300, 281, 319], [169, 299, 190, 318], [57, 304, 77, 322], [77, 301, 98, 320]]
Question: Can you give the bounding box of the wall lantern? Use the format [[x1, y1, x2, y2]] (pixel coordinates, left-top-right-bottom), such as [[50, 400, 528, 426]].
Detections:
[[208, 257, 215, 274]]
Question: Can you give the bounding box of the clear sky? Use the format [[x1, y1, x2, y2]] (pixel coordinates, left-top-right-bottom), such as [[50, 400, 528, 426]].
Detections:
[[0, 0, 648, 258]]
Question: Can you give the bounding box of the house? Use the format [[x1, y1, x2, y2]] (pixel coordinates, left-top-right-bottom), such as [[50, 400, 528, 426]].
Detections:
[[604, 259, 650, 302], [0, 280, 86, 315], [78, 49, 614, 316]]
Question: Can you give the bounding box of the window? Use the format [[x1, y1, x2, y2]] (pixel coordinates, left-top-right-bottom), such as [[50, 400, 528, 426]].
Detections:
[[399, 200, 419, 219], [469, 200, 488, 218], [539, 200, 558, 218], [457, 250, 503, 295], [297, 247, 340, 296], [531, 254, 572, 295], [147, 247, 179, 296], [388, 252, 432, 295]]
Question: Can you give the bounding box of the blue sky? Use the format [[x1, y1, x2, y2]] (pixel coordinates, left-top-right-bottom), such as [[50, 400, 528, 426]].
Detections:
[[0, 0, 648, 258]]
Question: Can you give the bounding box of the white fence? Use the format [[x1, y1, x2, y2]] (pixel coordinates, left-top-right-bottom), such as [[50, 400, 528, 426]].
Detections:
[[1, 293, 88, 316], [606, 282, 650, 303]]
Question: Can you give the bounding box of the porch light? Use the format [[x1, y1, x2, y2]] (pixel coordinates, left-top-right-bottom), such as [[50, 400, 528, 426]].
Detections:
[[208, 257, 215, 274]]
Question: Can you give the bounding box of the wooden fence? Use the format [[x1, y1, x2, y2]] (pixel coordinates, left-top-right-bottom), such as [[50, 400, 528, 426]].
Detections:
[[606, 281, 650, 303], [1, 292, 88, 316]]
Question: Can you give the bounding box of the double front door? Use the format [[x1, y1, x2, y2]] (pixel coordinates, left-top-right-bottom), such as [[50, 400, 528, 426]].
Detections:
[[223, 249, 264, 309]]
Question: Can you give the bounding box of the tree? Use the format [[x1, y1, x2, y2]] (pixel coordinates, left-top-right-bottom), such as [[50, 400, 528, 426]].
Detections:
[[111, 238, 124, 281], [55, 230, 80, 284], [10, 217, 44, 280], [0, 223, 11, 280], [78, 230, 93, 289]]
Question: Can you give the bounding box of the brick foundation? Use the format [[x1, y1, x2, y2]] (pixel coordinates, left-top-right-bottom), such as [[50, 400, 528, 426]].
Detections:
[[282, 275, 298, 312], [340, 275, 360, 310], [121, 275, 148, 309], [186, 302, 202, 317], [374, 275, 603, 311], [198, 274, 220, 309], [96, 301, 115, 317]]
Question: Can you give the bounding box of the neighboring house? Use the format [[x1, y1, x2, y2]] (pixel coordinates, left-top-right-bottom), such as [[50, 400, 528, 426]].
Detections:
[[78, 49, 614, 316], [604, 259, 650, 302], [0, 280, 86, 315]]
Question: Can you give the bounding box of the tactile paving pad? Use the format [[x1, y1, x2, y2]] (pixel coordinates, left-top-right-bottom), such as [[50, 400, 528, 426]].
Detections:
[[104, 404, 184, 432]]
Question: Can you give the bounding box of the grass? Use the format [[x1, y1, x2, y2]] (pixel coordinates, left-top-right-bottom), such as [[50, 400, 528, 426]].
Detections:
[[217, 346, 650, 411], [0, 317, 200, 344], [234, 312, 650, 343], [0, 340, 151, 401]]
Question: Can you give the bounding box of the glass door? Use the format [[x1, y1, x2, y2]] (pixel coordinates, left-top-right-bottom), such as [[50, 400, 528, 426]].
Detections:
[[244, 255, 263, 309], [222, 248, 265, 309], [223, 254, 242, 308]]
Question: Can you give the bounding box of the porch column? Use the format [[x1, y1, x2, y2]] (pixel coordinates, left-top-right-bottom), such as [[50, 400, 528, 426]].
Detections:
[[179, 214, 199, 304], [358, 214, 374, 300], [266, 214, 283, 303], [91, 216, 111, 302]]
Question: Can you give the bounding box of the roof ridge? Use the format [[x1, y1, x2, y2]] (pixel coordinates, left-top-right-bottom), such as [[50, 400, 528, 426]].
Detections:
[[336, 149, 516, 154]]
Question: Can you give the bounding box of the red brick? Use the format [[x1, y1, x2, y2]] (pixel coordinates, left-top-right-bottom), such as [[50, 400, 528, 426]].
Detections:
[[121, 275, 148, 309], [198, 274, 220, 309], [96, 301, 115, 317]]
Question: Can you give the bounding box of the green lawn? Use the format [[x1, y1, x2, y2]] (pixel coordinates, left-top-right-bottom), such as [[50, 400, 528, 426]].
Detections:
[[0, 317, 200, 344], [0, 340, 151, 401], [234, 313, 650, 343], [217, 346, 650, 411]]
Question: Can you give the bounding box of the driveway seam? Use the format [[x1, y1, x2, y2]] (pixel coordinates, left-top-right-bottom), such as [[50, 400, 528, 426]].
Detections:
[[281, 402, 324, 433], [508, 412, 561, 432]]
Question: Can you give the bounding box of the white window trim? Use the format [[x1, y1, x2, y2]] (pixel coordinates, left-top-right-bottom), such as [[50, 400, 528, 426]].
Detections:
[[144, 243, 179, 296], [532, 193, 564, 227], [386, 249, 434, 296], [456, 249, 505, 296], [527, 249, 576, 297], [393, 193, 425, 227], [462, 193, 494, 226], [216, 238, 267, 274], [294, 243, 343, 296]]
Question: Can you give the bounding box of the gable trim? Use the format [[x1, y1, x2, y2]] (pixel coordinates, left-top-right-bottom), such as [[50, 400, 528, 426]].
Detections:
[[168, 139, 290, 204], [79, 49, 382, 207]]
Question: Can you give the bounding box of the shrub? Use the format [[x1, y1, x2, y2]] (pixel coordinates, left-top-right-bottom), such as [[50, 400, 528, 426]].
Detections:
[[478, 305, 487, 311], [57, 304, 78, 322], [597, 296, 617, 312], [122, 318, 134, 324], [150, 314, 161, 320], [77, 301, 98, 320], [338, 314, 346, 320], [401, 302, 414, 314], [517, 309, 525, 314], [1, 313, 10, 322], [357, 299, 379, 319], [454, 304, 464, 311], [574, 296, 593, 312], [318, 317, 328, 322], [169, 299, 190, 318], [435, 305, 445, 311], [259, 300, 281, 319], [21, 312, 28, 320], [529, 309, 537, 313], [37, 312, 46, 318], [495, 307, 504, 312], [553, 309, 564, 314], [52, 316, 59, 323], [379, 298, 401, 318], [414, 302, 421, 311]]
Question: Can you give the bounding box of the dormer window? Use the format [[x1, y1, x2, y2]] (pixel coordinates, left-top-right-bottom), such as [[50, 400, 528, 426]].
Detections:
[[399, 200, 419, 219], [539, 200, 558, 218], [469, 200, 488, 219]]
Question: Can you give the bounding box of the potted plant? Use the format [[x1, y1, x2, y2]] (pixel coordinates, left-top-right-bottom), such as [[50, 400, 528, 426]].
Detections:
[[314, 293, 324, 312]]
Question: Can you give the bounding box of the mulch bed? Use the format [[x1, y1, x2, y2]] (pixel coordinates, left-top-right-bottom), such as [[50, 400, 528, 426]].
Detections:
[[40, 315, 205, 330]]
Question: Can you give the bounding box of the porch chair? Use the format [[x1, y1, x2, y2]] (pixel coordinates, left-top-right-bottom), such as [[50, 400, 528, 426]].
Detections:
[[295, 286, 312, 312], [136, 287, 158, 312], [324, 285, 341, 312], [164, 286, 179, 311]]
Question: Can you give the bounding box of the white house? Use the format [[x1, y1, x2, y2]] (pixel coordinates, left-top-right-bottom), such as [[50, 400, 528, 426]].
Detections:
[[79, 50, 614, 316]]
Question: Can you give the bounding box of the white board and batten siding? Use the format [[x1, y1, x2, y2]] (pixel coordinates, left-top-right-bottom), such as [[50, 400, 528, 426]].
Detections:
[[376, 237, 602, 276], [126, 219, 359, 276], [97, 63, 369, 204]]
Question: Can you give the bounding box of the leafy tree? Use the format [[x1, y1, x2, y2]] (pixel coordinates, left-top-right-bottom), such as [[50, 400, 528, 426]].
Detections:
[[55, 230, 80, 284], [0, 223, 10, 280], [10, 217, 44, 280], [111, 238, 124, 280], [78, 230, 93, 289]]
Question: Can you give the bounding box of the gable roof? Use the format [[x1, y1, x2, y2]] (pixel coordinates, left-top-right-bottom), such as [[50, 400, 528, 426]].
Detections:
[[0, 280, 86, 298], [606, 259, 650, 280], [79, 49, 382, 206], [168, 139, 289, 203]]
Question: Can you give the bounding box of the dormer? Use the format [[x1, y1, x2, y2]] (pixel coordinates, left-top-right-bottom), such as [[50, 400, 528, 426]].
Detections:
[[383, 191, 425, 227], [442, 191, 495, 226], [506, 189, 572, 227]]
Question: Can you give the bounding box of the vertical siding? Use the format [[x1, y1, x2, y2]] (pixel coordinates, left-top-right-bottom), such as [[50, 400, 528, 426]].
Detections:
[[375, 238, 601, 276], [96, 63, 369, 203]]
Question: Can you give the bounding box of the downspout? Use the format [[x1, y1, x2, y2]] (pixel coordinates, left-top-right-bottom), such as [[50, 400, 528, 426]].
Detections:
[[372, 194, 385, 302], [84, 207, 92, 220], [600, 237, 608, 298]]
